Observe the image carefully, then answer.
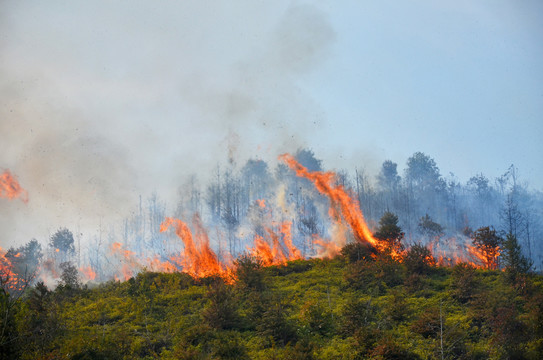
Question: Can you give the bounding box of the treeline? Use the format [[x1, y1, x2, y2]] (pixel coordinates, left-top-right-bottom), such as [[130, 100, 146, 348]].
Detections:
[[2, 148, 541, 286], [1, 242, 542, 359], [170, 149, 541, 268]]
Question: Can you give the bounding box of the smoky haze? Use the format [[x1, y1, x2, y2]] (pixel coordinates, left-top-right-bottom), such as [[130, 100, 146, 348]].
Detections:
[[1, 1, 336, 246]]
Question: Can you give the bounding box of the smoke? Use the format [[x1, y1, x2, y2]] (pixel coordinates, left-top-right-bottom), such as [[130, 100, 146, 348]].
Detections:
[[0, 1, 336, 247]]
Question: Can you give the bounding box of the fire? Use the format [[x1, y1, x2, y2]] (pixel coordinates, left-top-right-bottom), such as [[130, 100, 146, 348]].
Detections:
[[110, 242, 141, 280], [161, 215, 231, 280], [80, 266, 96, 281], [427, 236, 499, 269], [0, 247, 24, 292], [247, 221, 302, 266], [256, 199, 266, 208], [0, 170, 28, 203], [279, 153, 396, 256]]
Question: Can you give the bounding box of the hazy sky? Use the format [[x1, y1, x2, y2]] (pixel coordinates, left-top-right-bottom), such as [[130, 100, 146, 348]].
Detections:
[[1, 1, 542, 246]]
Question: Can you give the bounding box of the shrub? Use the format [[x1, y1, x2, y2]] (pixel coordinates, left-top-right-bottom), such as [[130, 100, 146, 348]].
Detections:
[[340, 242, 376, 263], [450, 263, 478, 303], [404, 244, 435, 275], [234, 253, 265, 291]]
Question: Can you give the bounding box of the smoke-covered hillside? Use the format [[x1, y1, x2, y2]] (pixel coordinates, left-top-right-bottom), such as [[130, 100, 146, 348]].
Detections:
[[2, 149, 541, 292]]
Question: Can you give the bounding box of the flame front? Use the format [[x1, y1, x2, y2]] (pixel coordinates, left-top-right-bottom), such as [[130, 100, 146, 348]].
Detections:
[[248, 221, 302, 266], [428, 236, 500, 269], [0, 170, 28, 203], [161, 215, 231, 279]]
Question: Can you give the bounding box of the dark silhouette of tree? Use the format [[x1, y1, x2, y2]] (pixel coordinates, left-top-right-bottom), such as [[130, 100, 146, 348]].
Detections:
[[405, 152, 444, 192], [404, 244, 435, 275], [418, 214, 444, 238], [502, 233, 532, 284], [294, 148, 322, 172], [404, 152, 447, 234], [341, 242, 376, 263], [58, 261, 80, 289], [49, 228, 75, 264], [5, 239, 42, 289], [378, 160, 401, 191], [374, 211, 404, 252], [241, 159, 271, 208]]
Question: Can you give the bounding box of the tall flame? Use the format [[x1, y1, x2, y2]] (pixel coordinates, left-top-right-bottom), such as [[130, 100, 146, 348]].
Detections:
[[0, 170, 28, 203], [161, 215, 231, 279], [248, 221, 302, 266], [279, 153, 391, 255]]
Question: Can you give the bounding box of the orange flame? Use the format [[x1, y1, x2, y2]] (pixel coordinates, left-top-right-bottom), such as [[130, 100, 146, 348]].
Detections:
[[256, 199, 266, 208], [0, 170, 28, 203], [161, 215, 232, 280], [247, 221, 302, 266], [79, 266, 96, 281], [0, 247, 24, 292], [279, 153, 395, 257], [110, 242, 140, 280], [428, 236, 500, 269]]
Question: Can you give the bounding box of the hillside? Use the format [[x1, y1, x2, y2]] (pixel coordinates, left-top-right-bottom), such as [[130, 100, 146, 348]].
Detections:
[[3, 251, 543, 360]]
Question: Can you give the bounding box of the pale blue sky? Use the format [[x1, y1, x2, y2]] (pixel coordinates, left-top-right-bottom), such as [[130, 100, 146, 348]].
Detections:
[[1, 1, 542, 245]]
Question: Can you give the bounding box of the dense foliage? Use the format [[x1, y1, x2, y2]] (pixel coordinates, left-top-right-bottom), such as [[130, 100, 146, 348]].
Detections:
[[2, 249, 542, 360]]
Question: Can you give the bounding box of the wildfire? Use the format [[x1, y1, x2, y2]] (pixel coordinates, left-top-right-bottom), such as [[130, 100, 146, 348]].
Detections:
[[428, 237, 500, 269], [278, 153, 397, 257], [0, 170, 28, 203], [248, 221, 302, 266], [161, 215, 231, 280], [35, 152, 505, 286], [110, 242, 141, 280], [0, 247, 24, 292], [79, 266, 96, 281]]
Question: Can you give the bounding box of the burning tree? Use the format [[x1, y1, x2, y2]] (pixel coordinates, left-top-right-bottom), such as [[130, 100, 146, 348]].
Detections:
[[374, 211, 405, 253], [471, 226, 501, 270]]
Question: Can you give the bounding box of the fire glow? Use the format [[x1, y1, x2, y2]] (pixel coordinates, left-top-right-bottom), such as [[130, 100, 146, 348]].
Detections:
[[96, 153, 494, 283], [0, 170, 28, 203], [3, 153, 497, 289], [0, 247, 25, 292]]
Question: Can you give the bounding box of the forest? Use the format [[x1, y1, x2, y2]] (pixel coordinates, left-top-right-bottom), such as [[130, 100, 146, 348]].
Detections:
[[1, 149, 543, 359]]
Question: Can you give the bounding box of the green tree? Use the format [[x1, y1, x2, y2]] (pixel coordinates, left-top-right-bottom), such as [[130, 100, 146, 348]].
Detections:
[[59, 261, 80, 289], [234, 253, 265, 292], [501, 233, 532, 284], [0, 289, 19, 358], [374, 211, 404, 252], [340, 242, 376, 263], [404, 243, 435, 275], [450, 263, 478, 303], [202, 280, 240, 330], [256, 300, 296, 346]]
